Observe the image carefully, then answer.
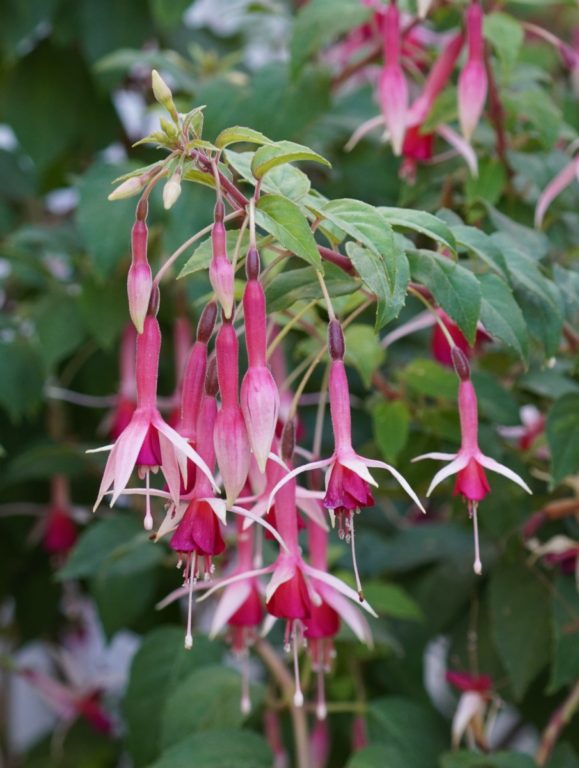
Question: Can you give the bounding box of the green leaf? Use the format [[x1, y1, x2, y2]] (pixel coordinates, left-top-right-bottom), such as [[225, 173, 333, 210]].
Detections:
[[58, 516, 156, 581], [179, 230, 248, 280], [549, 576, 579, 693], [379, 207, 456, 252], [546, 394, 579, 485], [362, 581, 422, 620], [367, 697, 447, 768], [160, 666, 263, 747], [251, 140, 330, 179], [225, 151, 311, 202], [215, 126, 272, 149], [322, 199, 407, 325], [33, 294, 85, 368], [498, 237, 563, 356], [486, 206, 550, 259], [465, 159, 507, 208], [553, 265, 579, 321], [151, 730, 272, 768], [346, 746, 396, 768], [508, 87, 562, 147], [0, 339, 44, 420], [489, 561, 551, 700], [398, 359, 457, 400], [124, 628, 225, 767], [346, 242, 409, 328], [478, 274, 528, 363], [79, 279, 128, 348], [290, 0, 370, 77], [484, 12, 524, 72], [344, 324, 386, 387], [255, 194, 322, 269], [451, 225, 508, 278], [265, 263, 358, 312], [372, 401, 410, 463], [407, 250, 481, 343], [440, 751, 537, 768], [77, 161, 137, 278]]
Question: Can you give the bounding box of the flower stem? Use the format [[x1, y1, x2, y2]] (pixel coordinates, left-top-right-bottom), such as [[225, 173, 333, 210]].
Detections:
[[408, 286, 457, 350], [536, 678, 579, 766]]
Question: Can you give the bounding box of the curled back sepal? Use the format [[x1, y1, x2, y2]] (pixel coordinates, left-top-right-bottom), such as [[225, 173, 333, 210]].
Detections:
[[209, 200, 234, 319]]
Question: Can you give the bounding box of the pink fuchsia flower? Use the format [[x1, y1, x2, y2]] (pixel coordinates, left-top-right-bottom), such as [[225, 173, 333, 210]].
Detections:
[[377, 3, 408, 156], [240, 246, 280, 473], [42, 475, 77, 556], [535, 151, 579, 228], [458, 2, 488, 142], [526, 535, 579, 586], [413, 348, 531, 574], [127, 199, 152, 334], [214, 314, 251, 506], [268, 320, 424, 597], [446, 670, 493, 750], [497, 405, 546, 454], [310, 718, 331, 768], [431, 309, 490, 367], [209, 199, 234, 319], [92, 314, 218, 529]]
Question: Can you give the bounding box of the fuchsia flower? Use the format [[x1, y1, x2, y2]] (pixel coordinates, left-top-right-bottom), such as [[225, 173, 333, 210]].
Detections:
[[214, 314, 251, 505], [458, 2, 488, 142], [413, 348, 531, 574], [268, 320, 424, 597], [42, 476, 77, 556], [209, 199, 234, 319], [446, 669, 493, 749], [93, 312, 217, 529], [126, 199, 152, 334], [378, 2, 408, 156], [240, 246, 280, 473], [431, 309, 489, 367]]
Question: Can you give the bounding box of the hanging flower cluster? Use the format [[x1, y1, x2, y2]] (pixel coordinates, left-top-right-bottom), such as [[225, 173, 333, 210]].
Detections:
[[91, 64, 533, 720]]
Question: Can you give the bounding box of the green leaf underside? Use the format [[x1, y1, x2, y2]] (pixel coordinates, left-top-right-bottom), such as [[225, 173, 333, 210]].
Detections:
[[478, 273, 528, 362], [379, 207, 456, 253], [251, 140, 331, 179], [546, 394, 579, 485], [255, 194, 322, 269], [214, 125, 273, 149]]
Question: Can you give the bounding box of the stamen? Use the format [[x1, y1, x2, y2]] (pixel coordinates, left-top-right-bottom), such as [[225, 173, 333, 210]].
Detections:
[[240, 651, 251, 715], [284, 620, 291, 653], [185, 562, 195, 650], [144, 470, 153, 530], [292, 624, 304, 708], [471, 502, 482, 575], [349, 512, 364, 601], [316, 669, 327, 721]]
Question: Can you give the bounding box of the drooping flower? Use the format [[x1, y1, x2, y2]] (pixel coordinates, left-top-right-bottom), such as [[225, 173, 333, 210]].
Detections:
[[92, 313, 218, 529], [127, 199, 152, 334], [268, 320, 424, 597], [240, 246, 280, 473], [534, 152, 579, 228], [214, 314, 251, 506], [458, 1, 488, 142], [413, 348, 531, 574], [42, 475, 77, 556], [430, 309, 489, 367], [377, 2, 408, 156], [446, 670, 493, 750]]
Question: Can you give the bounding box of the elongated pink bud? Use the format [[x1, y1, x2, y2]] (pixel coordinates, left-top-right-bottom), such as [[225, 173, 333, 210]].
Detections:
[[409, 32, 464, 126], [378, 3, 408, 156], [127, 208, 153, 334], [209, 201, 234, 319], [329, 359, 353, 453], [214, 318, 250, 504], [241, 251, 279, 472], [178, 304, 217, 440], [458, 379, 480, 454], [458, 2, 488, 142]]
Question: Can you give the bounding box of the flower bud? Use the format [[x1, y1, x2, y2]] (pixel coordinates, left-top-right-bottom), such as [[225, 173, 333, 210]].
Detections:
[[328, 319, 345, 361], [209, 207, 234, 319], [241, 366, 280, 473], [197, 301, 218, 344], [451, 346, 471, 381], [245, 246, 261, 281], [280, 419, 295, 463], [205, 356, 219, 398], [162, 170, 182, 210], [378, 4, 408, 156], [214, 406, 251, 506], [127, 218, 152, 334], [108, 176, 145, 201], [152, 69, 178, 121], [458, 3, 488, 142]]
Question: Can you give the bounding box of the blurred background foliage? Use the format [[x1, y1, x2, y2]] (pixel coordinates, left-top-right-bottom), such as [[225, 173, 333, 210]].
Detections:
[[0, 1, 578, 767]]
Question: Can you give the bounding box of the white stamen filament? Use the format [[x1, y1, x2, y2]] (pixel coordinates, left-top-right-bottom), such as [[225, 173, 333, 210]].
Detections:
[[316, 669, 327, 721], [350, 512, 364, 601], [292, 624, 304, 708], [241, 652, 251, 716], [144, 470, 153, 531], [184, 560, 195, 650], [471, 503, 482, 576]]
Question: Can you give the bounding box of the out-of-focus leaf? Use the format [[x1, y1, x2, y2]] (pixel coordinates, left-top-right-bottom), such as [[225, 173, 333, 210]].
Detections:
[[179, 230, 249, 280], [346, 746, 398, 768], [0, 339, 44, 420], [372, 400, 410, 463], [265, 263, 358, 312], [440, 751, 537, 768], [398, 359, 457, 400], [379, 207, 456, 252], [549, 576, 579, 693], [347, 242, 409, 328], [251, 140, 330, 179], [465, 159, 507, 207], [124, 628, 225, 767], [151, 730, 272, 768], [79, 279, 128, 348], [33, 294, 85, 368], [484, 12, 524, 71], [344, 324, 386, 387], [546, 394, 579, 485], [362, 581, 422, 620], [489, 561, 551, 700], [407, 249, 481, 344]]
